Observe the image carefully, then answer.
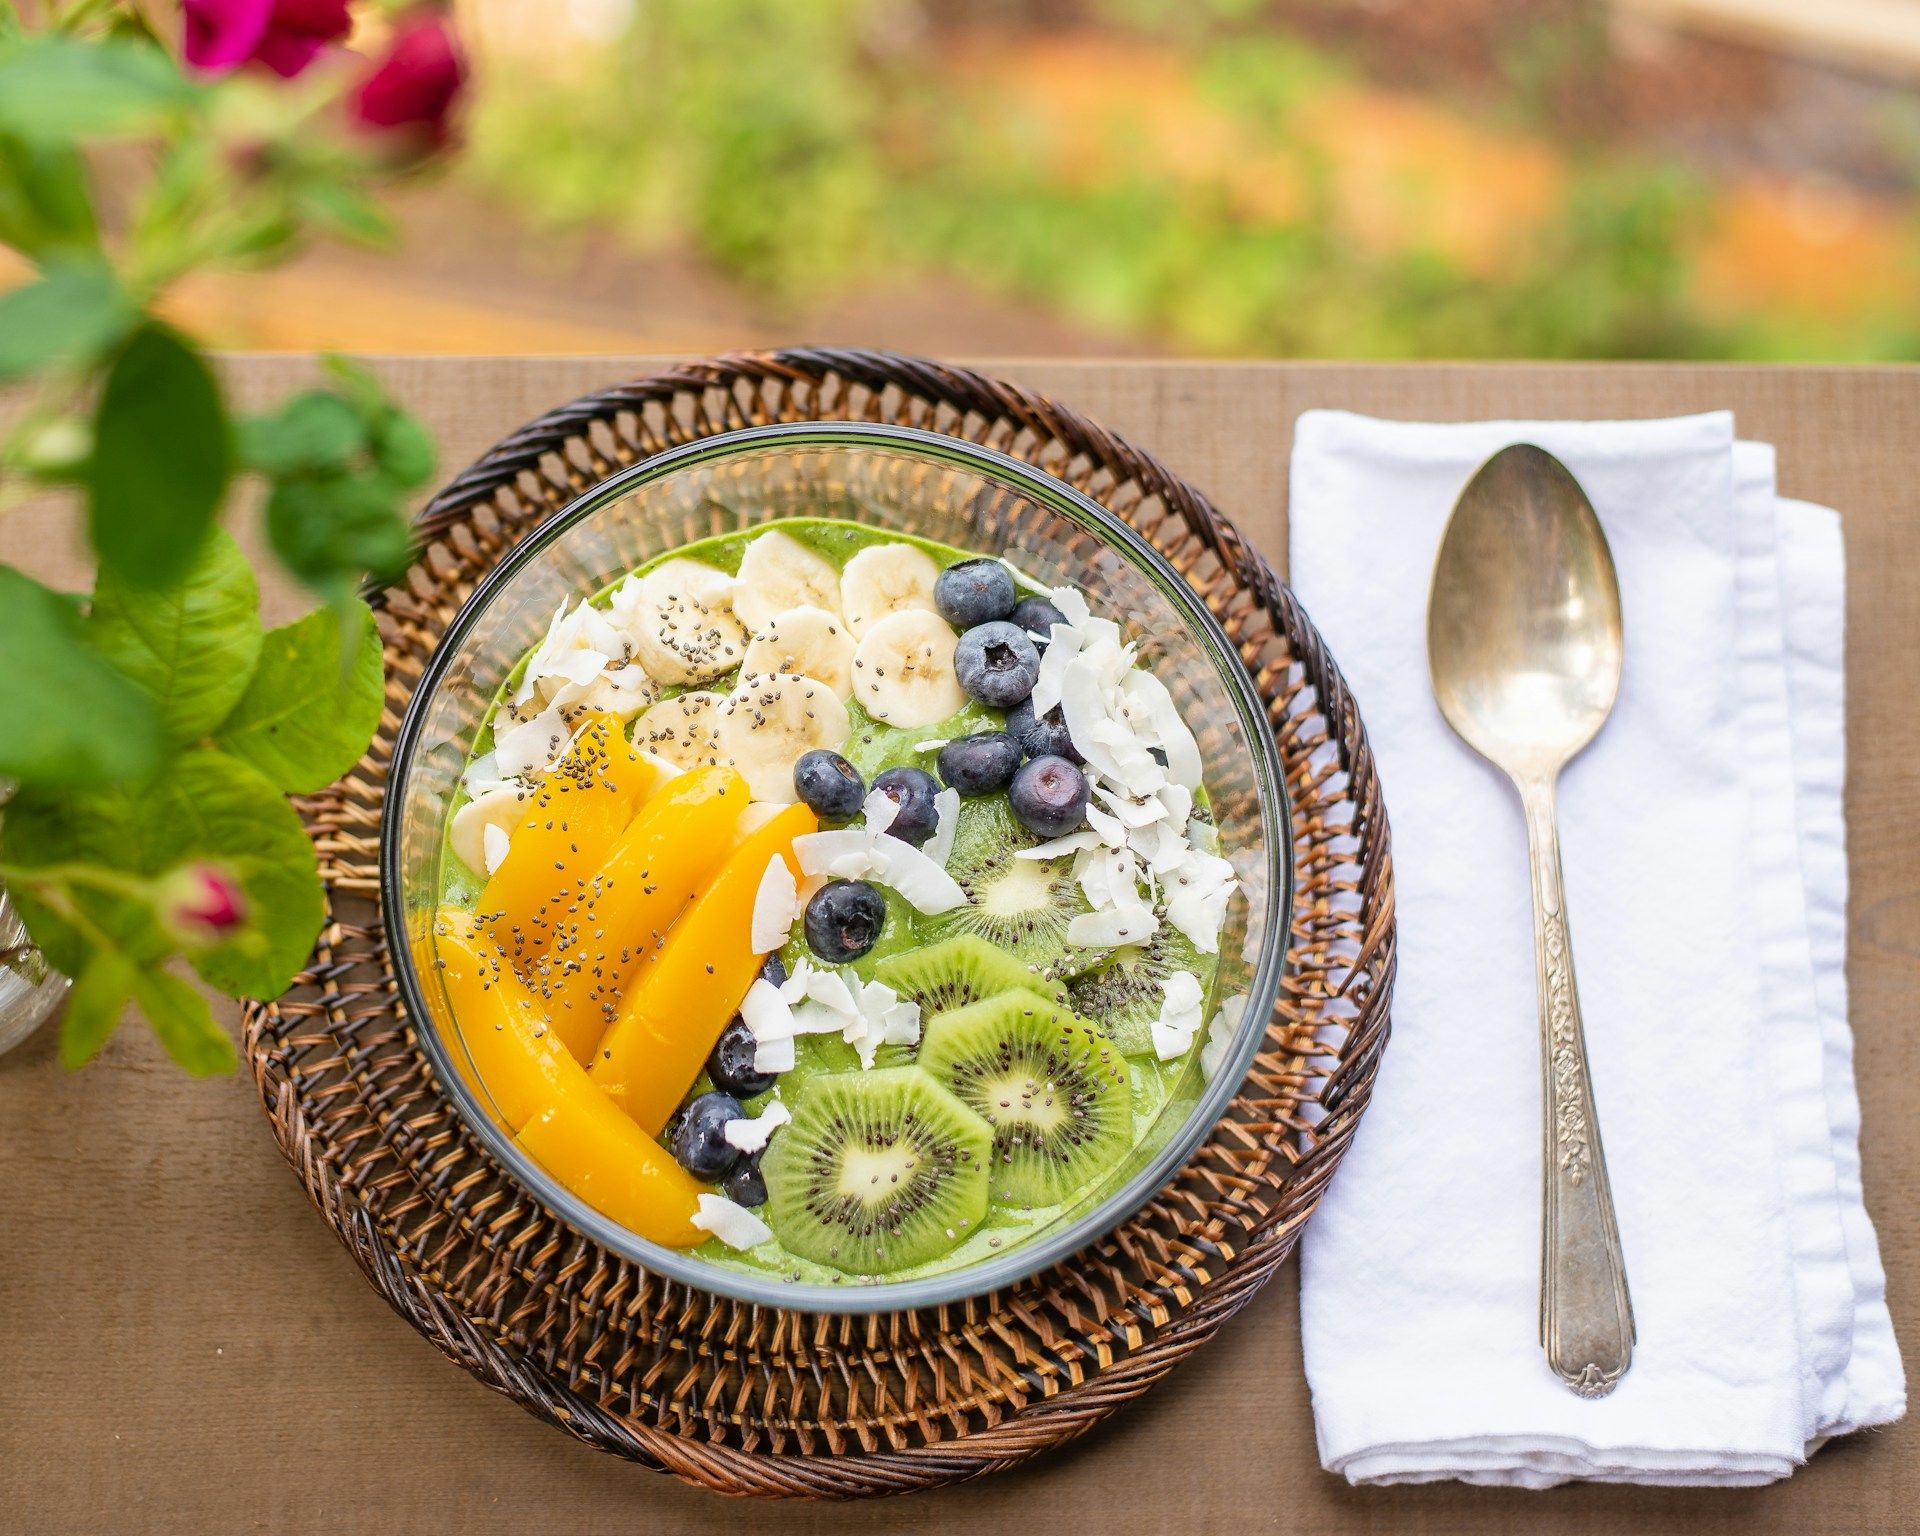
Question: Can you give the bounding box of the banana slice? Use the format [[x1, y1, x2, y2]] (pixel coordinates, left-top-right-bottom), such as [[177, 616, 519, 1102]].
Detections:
[[733, 530, 841, 631], [740, 605, 856, 699], [840, 541, 940, 638], [634, 690, 730, 770], [450, 785, 524, 876], [850, 608, 965, 728], [614, 558, 746, 687], [716, 673, 852, 803]]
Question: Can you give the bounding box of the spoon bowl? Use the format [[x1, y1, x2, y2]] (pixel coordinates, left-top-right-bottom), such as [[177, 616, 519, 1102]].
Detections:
[[1427, 442, 1636, 1399]]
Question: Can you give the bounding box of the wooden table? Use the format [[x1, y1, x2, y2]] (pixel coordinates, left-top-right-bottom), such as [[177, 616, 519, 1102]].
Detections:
[[2, 358, 1913, 1535]]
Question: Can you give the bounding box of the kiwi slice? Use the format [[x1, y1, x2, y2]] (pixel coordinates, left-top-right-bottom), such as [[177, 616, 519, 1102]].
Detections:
[[874, 934, 1066, 1018], [917, 987, 1132, 1208], [926, 798, 1097, 979], [1067, 926, 1215, 1057], [762, 1065, 992, 1275]]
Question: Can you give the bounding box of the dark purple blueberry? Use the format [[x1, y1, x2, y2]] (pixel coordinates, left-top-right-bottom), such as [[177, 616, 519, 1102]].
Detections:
[[871, 764, 939, 845], [670, 1090, 743, 1180], [937, 731, 1023, 796], [793, 748, 864, 820], [934, 557, 1016, 628], [1010, 595, 1067, 640], [1006, 696, 1081, 763], [804, 879, 888, 962], [1008, 754, 1090, 839], [724, 1152, 768, 1208], [707, 1016, 776, 1098], [759, 951, 788, 990], [953, 620, 1041, 708]]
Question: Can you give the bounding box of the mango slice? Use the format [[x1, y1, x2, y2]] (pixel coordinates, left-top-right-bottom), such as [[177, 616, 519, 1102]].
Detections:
[[491, 763, 749, 1059], [516, 1091, 708, 1249], [591, 802, 817, 1134], [424, 912, 708, 1249]]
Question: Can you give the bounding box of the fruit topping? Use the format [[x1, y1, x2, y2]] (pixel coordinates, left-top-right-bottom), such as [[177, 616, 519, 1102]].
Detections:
[[804, 878, 888, 962], [793, 747, 865, 819], [716, 672, 853, 803], [590, 801, 817, 1134], [671, 1090, 745, 1180], [1005, 696, 1080, 763], [740, 605, 856, 699], [954, 620, 1041, 708], [723, 1153, 769, 1208], [933, 557, 1016, 628], [850, 608, 965, 727], [1010, 594, 1067, 639], [635, 689, 729, 770], [926, 797, 1095, 976], [733, 529, 843, 630], [870, 764, 940, 845], [874, 934, 1066, 1019], [610, 558, 745, 687], [762, 1065, 993, 1273], [841, 541, 940, 637], [916, 987, 1131, 1207], [517, 1091, 710, 1248], [1008, 754, 1090, 839], [1066, 922, 1205, 1057], [707, 1015, 777, 1098], [936, 731, 1023, 796]]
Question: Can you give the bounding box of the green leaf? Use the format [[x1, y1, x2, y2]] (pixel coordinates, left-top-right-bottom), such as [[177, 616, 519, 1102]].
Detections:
[[0, 261, 132, 380], [0, 37, 194, 142], [370, 410, 436, 489], [0, 565, 161, 787], [5, 750, 323, 1000], [215, 600, 383, 792], [60, 948, 134, 1069], [297, 181, 396, 248], [86, 323, 232, 590], [0, 132, 98, 257], [263, 471, 413, 594], [238, 392, 366, 477], [89, 526, 263, 748], [130, 967, 235, 1075]]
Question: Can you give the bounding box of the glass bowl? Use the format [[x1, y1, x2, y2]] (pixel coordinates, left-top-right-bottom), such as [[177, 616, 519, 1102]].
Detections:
[[382, 421, 1291, 1313]]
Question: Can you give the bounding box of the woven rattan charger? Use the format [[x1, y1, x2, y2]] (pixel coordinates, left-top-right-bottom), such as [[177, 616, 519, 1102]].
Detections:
[[242, 348, 1396, 1499]]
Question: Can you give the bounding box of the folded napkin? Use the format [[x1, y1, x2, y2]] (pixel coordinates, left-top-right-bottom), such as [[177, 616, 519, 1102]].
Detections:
[[1288, 410, 1904, 1487]]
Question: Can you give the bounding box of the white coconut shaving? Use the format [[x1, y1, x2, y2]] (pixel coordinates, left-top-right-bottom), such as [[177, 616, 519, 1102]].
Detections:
[[481, 822, 512, 877], [1150, 970, 1206, 1061], [790, 796, 968, 915], [722, 1099, 792, 1155], [749, 854, 799, 954], [691, 1193, 774, 1251]]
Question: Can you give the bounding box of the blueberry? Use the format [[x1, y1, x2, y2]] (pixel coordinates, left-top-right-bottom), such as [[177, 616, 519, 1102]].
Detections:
[[708, 1016, 776, 1098], [724, 1152, 768, 1208], [1008, 754, 1090, 838], [805, 879, 888, 962], [937, 732, 1023, 796], [871, 764, 939, 845], [934, 558, 1016, 628], [953, 621, 1041, 708], [793, 749, 865, 820], [670, 1090, 743, 1180], [1006, 696, 1081, 763], [759, 951, 788, 990], [1010, 595, 1067, 640]]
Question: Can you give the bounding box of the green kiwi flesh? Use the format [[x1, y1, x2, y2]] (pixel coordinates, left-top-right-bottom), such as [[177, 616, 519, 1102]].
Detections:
[[925, 798, 1098, 978], [873, 934, 1066, 1018], [761, 1066, 992, 1274], [916, 987, 1132, 1207], [1068, 924, 1209, 1056]]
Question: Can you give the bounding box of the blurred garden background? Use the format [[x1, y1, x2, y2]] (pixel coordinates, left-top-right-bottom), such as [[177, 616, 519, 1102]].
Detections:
[[33, 0, 1920, 359]]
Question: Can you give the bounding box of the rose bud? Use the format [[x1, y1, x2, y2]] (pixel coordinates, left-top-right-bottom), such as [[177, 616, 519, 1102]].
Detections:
[[157, 862, 249, 946], [347, 12, 466, 154], [183, 0, 354, 80]]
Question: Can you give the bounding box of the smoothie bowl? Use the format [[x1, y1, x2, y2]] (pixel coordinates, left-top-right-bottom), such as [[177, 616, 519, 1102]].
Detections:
[[384, 423, 1289, 1311]]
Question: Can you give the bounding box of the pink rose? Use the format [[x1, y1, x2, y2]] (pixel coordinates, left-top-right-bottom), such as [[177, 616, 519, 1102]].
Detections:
[[157, 862, 248, 945], [348, 13, 465, 151], [183, 0, 354, 80]]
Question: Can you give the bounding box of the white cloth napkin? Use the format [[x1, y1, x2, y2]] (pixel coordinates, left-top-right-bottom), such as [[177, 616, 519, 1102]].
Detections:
[[1287, 410, 1904, 1487]]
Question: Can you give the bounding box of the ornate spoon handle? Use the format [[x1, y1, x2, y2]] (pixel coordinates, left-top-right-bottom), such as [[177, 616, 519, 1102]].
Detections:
[[1519, 776, 1635, 1398]]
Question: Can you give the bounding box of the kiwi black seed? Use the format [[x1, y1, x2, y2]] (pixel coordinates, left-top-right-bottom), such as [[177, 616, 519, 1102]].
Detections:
[[916, 987, 1132, 1208], [761, 1065, 992, 1275], [1067, 925, 1216, 1057], [925, 798, 1098, 978], [873, 934, 1067, 1019]]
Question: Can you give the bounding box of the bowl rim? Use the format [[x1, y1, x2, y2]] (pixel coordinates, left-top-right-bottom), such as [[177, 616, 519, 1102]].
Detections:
[[381, 418, 1292, 1314]]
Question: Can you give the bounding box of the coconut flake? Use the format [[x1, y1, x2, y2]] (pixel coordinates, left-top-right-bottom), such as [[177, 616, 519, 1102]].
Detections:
[[805, 966, 858, 1017], [862, 789, 900, 836], [752, 1034, 796, 1075], [793, 828, 874, 878], [750, 855, 799, 954], [481, 823, 511, 876], [1067, 903, 1158, 949], [722, 1099, 792, 1154], [870, 833, 968, 914], [928, 787, 960, 868], [740, 977, 796, 1044], [692, 1193, 774, 1251], [493, 703, 573, 778], [1150, 970, 1206, 1061], [1015, 829, 1101, 861], [450, 785, 523, 875]]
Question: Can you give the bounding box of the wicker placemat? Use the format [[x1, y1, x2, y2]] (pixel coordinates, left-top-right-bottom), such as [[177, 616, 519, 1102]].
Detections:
[[242, 348, 1395, 1499]]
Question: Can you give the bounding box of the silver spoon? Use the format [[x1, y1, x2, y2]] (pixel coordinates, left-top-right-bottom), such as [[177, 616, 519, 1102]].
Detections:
[[1427, 443, 1635, 1399]]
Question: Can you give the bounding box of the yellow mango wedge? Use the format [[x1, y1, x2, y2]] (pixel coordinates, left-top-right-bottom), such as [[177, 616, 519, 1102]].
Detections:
[[591, 802, 817, 1135], [423, 913, 708, 1249], [495, 763, 749, 1054]]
